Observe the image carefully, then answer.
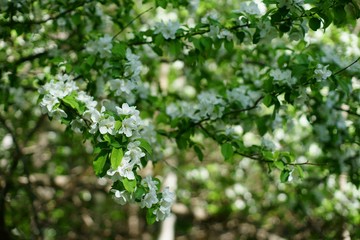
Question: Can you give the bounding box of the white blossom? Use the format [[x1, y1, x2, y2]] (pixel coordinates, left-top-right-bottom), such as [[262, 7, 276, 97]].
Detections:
[[140, 190, 159, 208], [116, 103, 140, 116], [238, 1, 261, 15], [48, 108, 67, 120], [125, 49, 142, 77], [314, 64, 332, 81], [98, 116, 116, 135], [83, 108, 101, 123], [112, 189, 131, 205], [86, 34, 113, 58], [70, 118, 85, 133], [76, 91, 97, 109], [40, 95, 59, 113], [109, 78, 136, 96], [270, 69, 296, 86], [196, 91, 225, 120], [107, 160, 136, 180], [154, 20, 180, 40], [119, 116, 141, 137], [124, 141, 145, 164], [218, 29, 233, 41], [141, 176, 159, 191], [166, 103, 180, 119], [153, 187, 175, 221], [201, 10, 219, 24]]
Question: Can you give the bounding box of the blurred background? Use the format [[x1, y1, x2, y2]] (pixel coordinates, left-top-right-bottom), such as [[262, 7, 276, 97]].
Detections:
[[1, 0, 360, 239]]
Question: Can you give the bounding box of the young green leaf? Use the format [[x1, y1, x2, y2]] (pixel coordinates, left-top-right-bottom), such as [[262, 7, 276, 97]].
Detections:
[[296, 165, 304, 179], [146, 208, 157, 224], [110, 147, 123, 169], [274, 160, 285, 170], [123, 178, 137, 193], [194, 145, 204, 162], [221, 143, 234, 162], [280, 169, 290, 183], [93, 151, 108, 177], [138, 138, 152, 155]]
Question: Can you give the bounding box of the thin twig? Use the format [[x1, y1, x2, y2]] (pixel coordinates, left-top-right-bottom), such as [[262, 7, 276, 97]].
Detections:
[[288, 161, 328, 166], [113, 7, 154, 40], [333, 57, 360, 76]]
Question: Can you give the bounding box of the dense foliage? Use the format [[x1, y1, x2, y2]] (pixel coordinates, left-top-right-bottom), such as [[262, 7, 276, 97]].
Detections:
[[0, 0, 359, 239]]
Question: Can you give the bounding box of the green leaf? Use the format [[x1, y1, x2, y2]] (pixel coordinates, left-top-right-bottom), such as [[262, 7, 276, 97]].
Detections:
[[318, 9, 333, 29], [262, 150, 274, 160], [146, 208, 157, 224], [337, 78, 351, 96], [154, 34, 164, 46], [309, 17, 321, 31], [236, 32, 245, 43], [224, 40, 234, 52], [194, 145, 204, 162], [296, 165, 304, 179], [138, 138, 152, 155], [110, 147, 123, 170], [152, 45, 163, 56], [176, 135, 188, 150], [112, 42, 127, 58], [274, 160, 285, 170], [114, 121, 122, 131], [263, 95, 273, 107], [200, 37, 213, 51], [85, 55, 96, 66], [62, 94, 84, 114], [279, 22, 291, 33], [252, 28, 261, 44], [93, 142, 108, 155], [123, 178, 137, 193], [333, 6, 347, 26], [280, 169, 290, 183], [156, 0, 168, 8], [93, 151, 108, 177], [256, 117, 268, 136], [134, 186, 146, 200], [169, 41, 182, 56], [221, 143, 234, 162]]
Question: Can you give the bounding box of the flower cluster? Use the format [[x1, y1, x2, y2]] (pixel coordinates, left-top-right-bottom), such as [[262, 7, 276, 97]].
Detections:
[[238, 1, 262, 16], [39, 74, 78, 120], [153, 187, 175, 221], [270, 68, 297, 86], [85, 34, 113, 58], [314, 64, 332, 81], [166, 91, 226, 121], [39, 73, 174, 222], [107, 141, 145, 180], [154, 20, 180, 40], [108, 49, 146, 105], [226, 86, 261, 108]]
